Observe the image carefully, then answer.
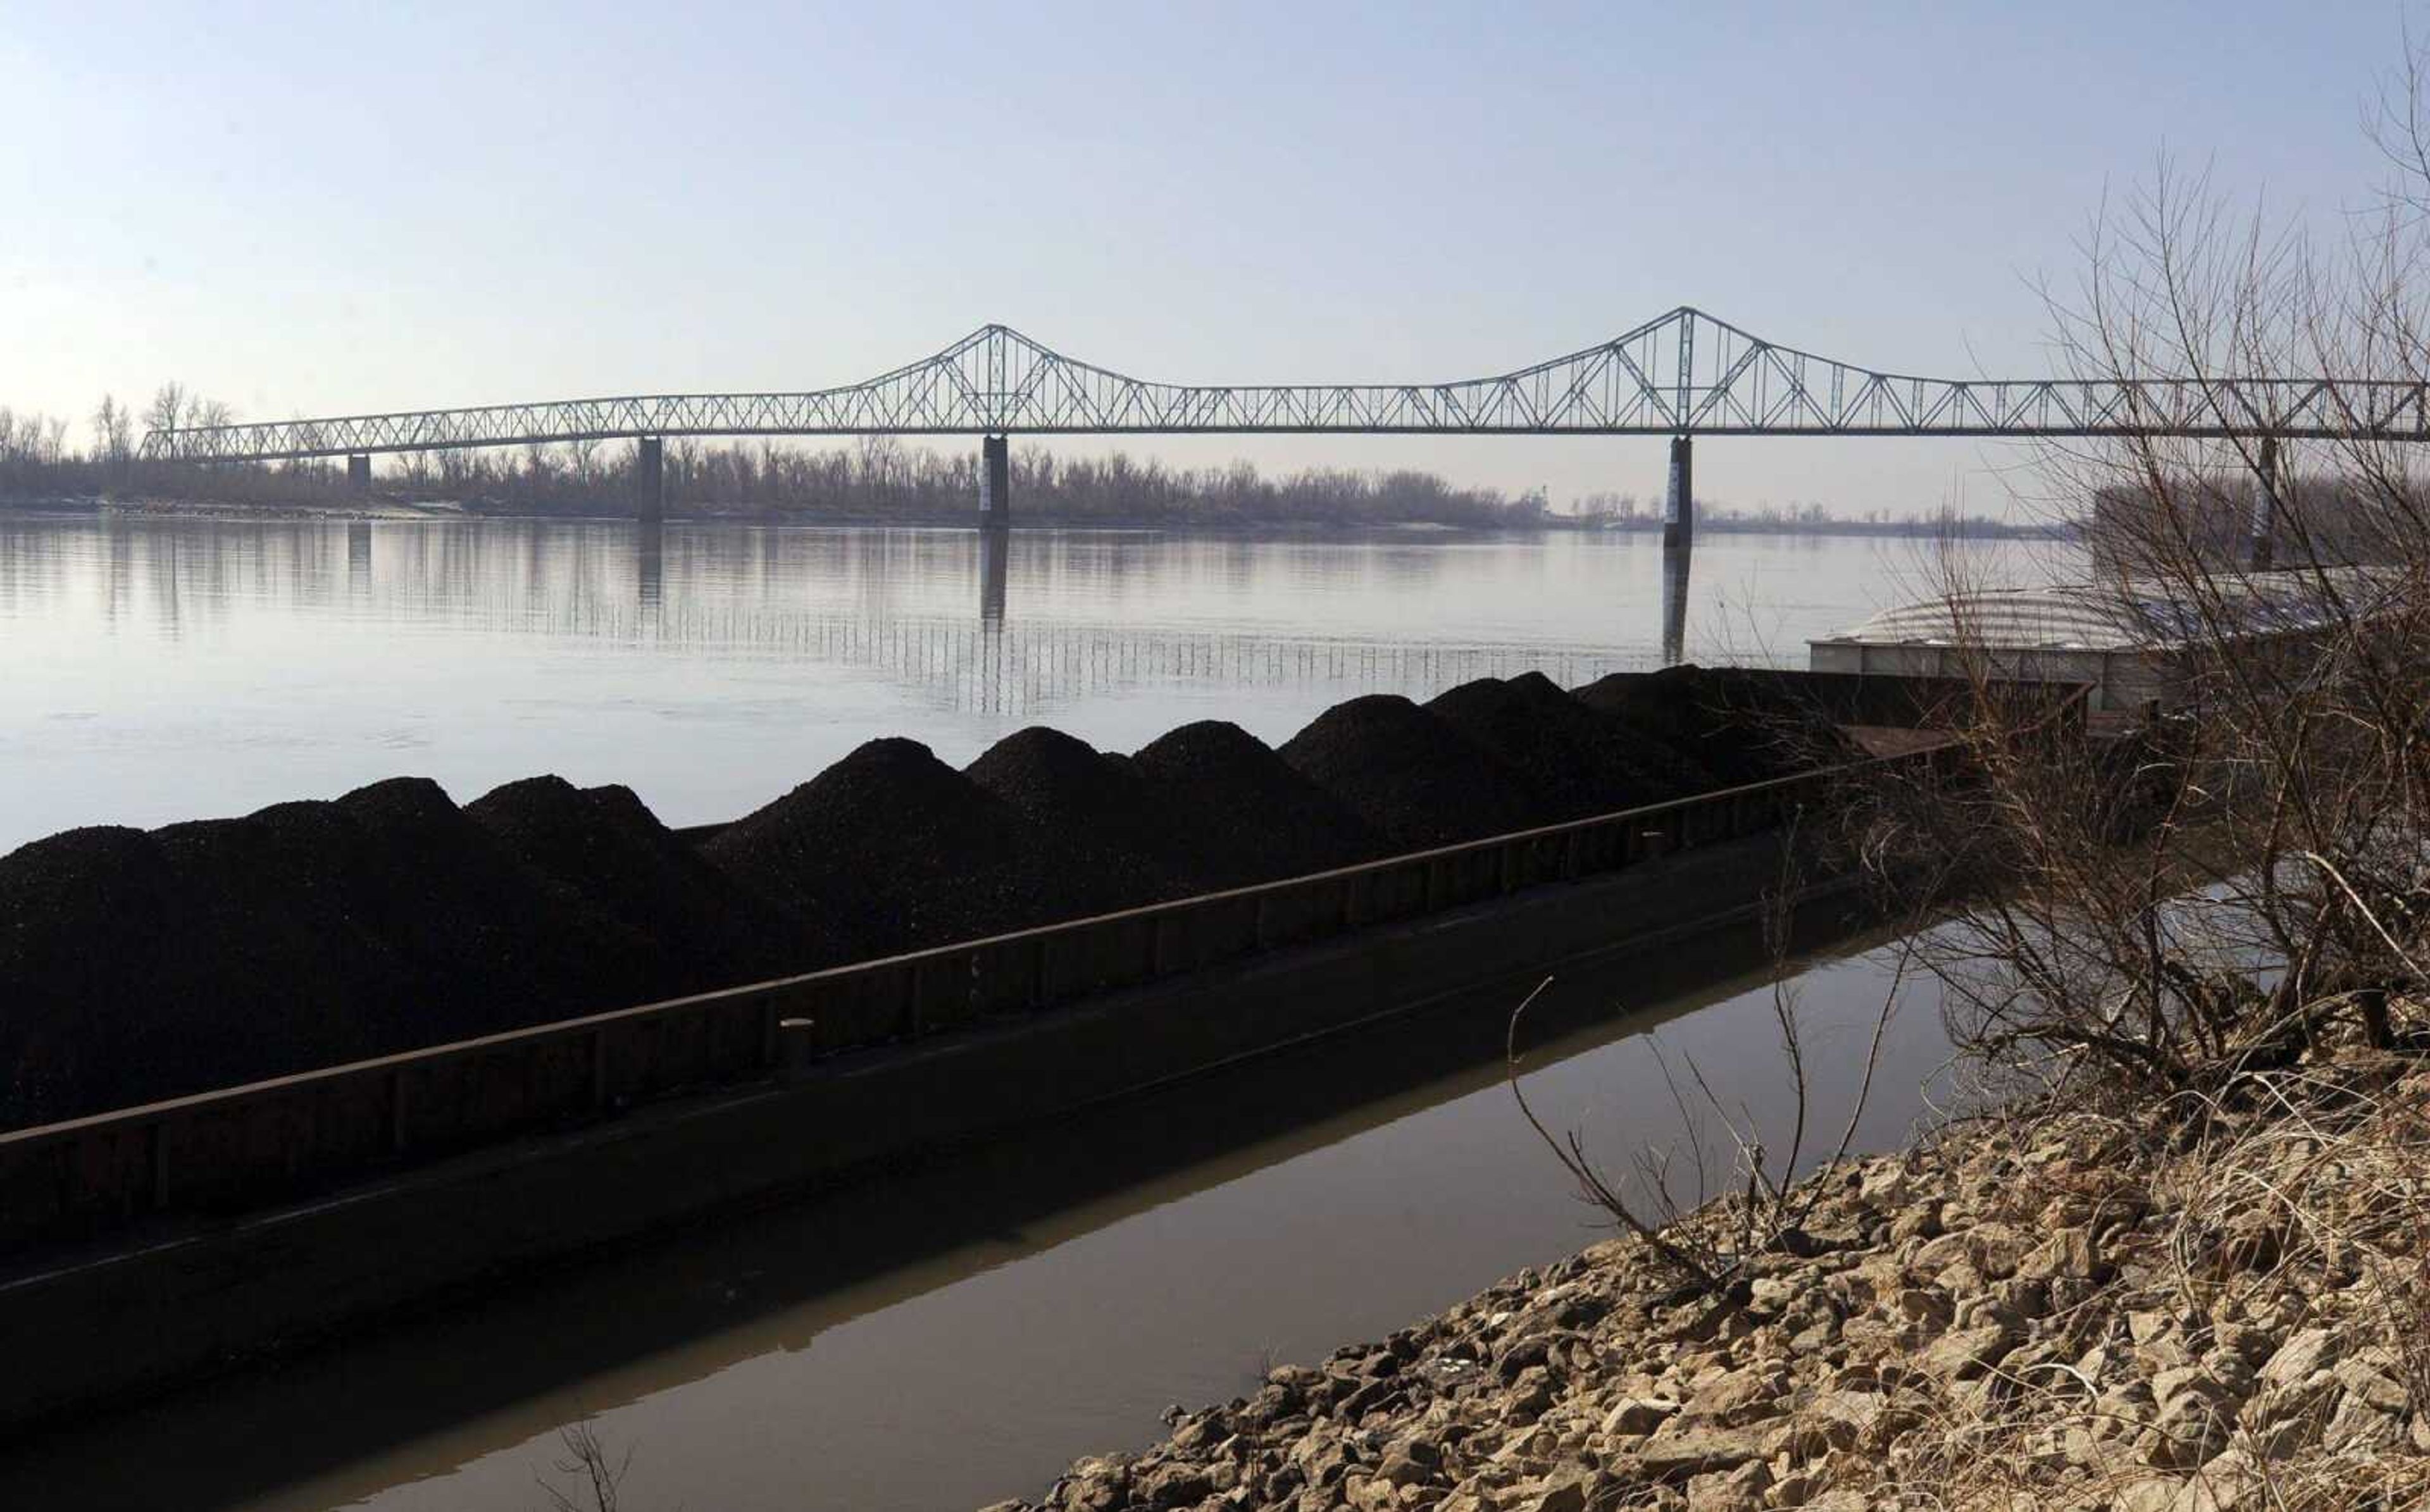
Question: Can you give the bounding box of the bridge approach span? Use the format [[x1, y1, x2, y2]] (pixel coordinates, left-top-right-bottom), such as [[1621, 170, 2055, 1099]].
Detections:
[[137, 307, 2430, 464]]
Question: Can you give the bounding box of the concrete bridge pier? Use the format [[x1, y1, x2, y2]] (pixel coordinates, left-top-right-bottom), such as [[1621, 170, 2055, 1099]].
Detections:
[[635, 437, 665, 523], [1660, 435, 1693, 551], [346, 454, 372, 493], [2250, 435, 2283, 571], [979, 435, 1011, 528]]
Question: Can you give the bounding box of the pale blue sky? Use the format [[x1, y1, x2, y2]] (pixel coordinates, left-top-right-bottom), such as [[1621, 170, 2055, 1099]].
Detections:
[[0, 1, 2409, 511]]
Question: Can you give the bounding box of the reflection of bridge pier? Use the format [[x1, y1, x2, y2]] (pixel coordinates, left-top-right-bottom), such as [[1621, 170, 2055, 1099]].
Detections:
[[978, 434, 1010, 527], [977, 524, 1007, 629], [1661, 542, 1691, 666], [637, 519, 664, 612], [347, 521, 372, 595]]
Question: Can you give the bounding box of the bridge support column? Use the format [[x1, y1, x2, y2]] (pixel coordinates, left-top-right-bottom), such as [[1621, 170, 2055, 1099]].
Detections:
[[1660, 435, 1693, 550], [979, 435, 1011, 528], [346, 454, 371, 493], [635, 437, 664, 524], [2250, 435, 2281, 572]]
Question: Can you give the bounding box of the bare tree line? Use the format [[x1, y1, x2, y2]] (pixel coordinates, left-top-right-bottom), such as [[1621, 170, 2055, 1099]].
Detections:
[[4, 385, 2048, 533], [0, 392, 1561, 526]]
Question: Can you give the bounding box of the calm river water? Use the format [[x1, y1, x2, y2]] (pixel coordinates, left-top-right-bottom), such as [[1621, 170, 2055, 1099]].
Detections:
[[0, 512, 2067, 1511], [0, 514, 2066, 851]]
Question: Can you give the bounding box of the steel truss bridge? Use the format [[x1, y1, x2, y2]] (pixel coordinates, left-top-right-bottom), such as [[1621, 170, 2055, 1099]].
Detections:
[[137, 307, 2430, 464]]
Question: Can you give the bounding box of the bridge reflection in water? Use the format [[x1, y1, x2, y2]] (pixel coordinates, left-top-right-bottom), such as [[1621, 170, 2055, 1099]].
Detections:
[[1, 514, 1707, 727], [621, 525, 1673, 716], [1662, 543, 1690, 667], [637, 518, 664, 612]]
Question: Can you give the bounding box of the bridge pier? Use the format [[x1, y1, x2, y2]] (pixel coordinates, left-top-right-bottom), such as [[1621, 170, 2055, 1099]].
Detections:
[[2250, 435, 2282, 571], [1660, 435, 1693, 550], [979, 435, 1011, 528], [635, 437, 665, 523], [346, 454, 371, 493]]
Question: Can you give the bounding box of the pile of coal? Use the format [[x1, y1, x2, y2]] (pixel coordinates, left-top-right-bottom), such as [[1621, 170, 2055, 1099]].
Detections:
[[466, 775, 837, 995], [1278, 694, 1548, 850], [702, 738, 1044, 957], [964, 727, 1190, 915], [1573, 666, 1844, 786], [1131, 721, 1387, 889], [0, 668, 1850, 1134], [1425, 672, 1716, 820], [0, 826, 174, 1129], [0, 779, 657, 1130]]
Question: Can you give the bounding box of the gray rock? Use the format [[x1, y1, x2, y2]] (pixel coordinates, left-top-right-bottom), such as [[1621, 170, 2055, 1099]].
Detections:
[[1683, 1458, 1771, 1512], [1514, 1465, 1600, 1512], [1637, 1423, 1766, 1482], [2331, 1347, 2408, 1415], [2145, 1384, 2235, 1468], [2255, 1327, 2334, 1391], [1681, 1365, 1786, 1427], [1599, 1396, 1678, 1437], [1917, 1321, 2019, 1382], [2322, 1389, 2405, 1453]]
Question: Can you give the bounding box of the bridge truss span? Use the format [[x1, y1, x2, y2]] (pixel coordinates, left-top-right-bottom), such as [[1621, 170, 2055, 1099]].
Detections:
[[141, 307, 2430, 462]]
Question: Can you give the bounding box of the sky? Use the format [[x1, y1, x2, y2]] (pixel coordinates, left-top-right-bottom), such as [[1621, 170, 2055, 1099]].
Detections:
[[0, 1, 2414, 514]]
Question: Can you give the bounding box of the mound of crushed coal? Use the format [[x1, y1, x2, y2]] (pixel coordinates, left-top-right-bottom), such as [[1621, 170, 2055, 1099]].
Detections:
[[0, 826, 175, 1129], [0, 779, 660, 1131], [1278, 694, 1548, 851], [1426, 672, 1716, 819], [1131, 721, 1386, 888], [703, 738, 1044, 955], [1573, 666, 1843, 786], [964, 727, 1190, 914], [467, 776, 840, 994], [301, 778, 658, 1041]]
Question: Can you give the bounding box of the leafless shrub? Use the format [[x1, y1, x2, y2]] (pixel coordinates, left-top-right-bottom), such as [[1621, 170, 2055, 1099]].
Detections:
[[1844, 46, 2430, 1109], [1507, 841, 1910, 1293], [534, 1420, 636, 1512]]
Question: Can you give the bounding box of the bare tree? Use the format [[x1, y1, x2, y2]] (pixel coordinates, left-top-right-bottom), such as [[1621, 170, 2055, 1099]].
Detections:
[[533, 1420, 635, 1512], [142, 381, 186, 440], [1854, 53, 2430, 1108]]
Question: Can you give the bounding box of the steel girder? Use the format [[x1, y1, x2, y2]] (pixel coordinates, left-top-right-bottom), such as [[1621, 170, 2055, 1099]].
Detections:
[[139, 308, 2430, 462]]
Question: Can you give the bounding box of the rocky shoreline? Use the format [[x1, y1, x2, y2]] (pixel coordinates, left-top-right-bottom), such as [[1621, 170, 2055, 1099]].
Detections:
[[992, 1038, 2430, 1511]]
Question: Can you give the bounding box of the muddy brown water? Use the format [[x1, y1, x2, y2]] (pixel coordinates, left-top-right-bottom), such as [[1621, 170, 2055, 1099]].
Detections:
[[0, 916, 1957, 1512]]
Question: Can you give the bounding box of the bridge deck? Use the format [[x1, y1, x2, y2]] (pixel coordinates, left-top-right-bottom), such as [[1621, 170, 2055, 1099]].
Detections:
[[142, 309, 2430, 462]]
